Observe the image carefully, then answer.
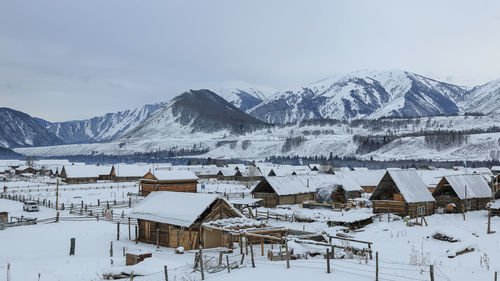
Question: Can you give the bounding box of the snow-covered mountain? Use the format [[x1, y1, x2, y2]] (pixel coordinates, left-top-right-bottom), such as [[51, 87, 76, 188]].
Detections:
[[0, 108, 63, 148], [213, 83, 277, 111], [460, 78, 500, 115], [248, 70, 467, 124], [46, 102, 165, 144], [123, 89, 269, 139]]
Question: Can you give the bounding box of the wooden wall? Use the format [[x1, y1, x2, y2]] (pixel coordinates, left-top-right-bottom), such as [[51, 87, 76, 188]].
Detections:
[[140, 183, 197, 195]]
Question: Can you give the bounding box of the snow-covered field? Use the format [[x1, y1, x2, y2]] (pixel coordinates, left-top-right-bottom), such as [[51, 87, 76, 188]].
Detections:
[[2, 177, 500, 281]]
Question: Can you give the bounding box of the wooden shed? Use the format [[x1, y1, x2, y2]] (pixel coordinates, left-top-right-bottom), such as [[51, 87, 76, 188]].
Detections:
[[139, 170, 198, 196], [251, 176, 316, 208], [432, 174, 492, 213], [370, 170, 435, 217], [60, 165, 113, 184], [128, 192, 242, 250]]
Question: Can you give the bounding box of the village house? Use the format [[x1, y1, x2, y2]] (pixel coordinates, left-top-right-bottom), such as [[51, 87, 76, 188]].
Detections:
[[139, 169, 198, 196], [432, 174, 492, 213], [128, 192, 242, 250], [113, 164, 153, 182], [370, 170, 436, 217], [14, 166, 38, 176], [337, 170, 385, 193], [251, 176, 316, 208], [251, 175, 349, 208], [60, 165, 115, 184]]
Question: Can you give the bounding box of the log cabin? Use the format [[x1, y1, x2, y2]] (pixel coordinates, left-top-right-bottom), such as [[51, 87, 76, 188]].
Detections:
[[60, 165, 114, 184], [113, 164, 152, 182], [370, 170, 435, 217], [251, 174, 357, 208], [432, 174, 492, 213], [251, 176, 316, 208], [128, 192, 242, 250], [139, 169, 199, 196]]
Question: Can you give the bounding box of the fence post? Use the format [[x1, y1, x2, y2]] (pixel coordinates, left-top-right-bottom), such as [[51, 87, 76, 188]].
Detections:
[[488, 211, 493, 234], [250, 243, 255, 268], [164, 265, 168, 281], [326, 248, 331, 273], [56, 212, 59, 222], [376, 252, 379, 281], [226, 255, 231, 273], [110, 241, 113, 257], [199, 246, 205, 280], [117, 222, 120, 240], [285, 241, 290, 268], [135, 226, 138, 244], [219, 252, 223, 265], [430, 265, 434, 281], [261, 240, 264, 256], [495, 271, 498, 281], [69, 238, 76, 256], [128, 218, 131, 240]]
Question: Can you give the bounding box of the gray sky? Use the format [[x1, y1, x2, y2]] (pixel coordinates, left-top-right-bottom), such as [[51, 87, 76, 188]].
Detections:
[[1, 0, 500, 121]]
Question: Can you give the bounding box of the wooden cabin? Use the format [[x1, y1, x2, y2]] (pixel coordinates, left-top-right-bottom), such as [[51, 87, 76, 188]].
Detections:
[[15, 166, 37, 175], [432, 174, 492, 213], [128, 192, 242, 250], [216, 168, 236, 181], [113, 164, 152, 182], [251, 176, 316, 208], [139, 170, 198, 196], [60, 165, 114, 184], [370, 170, 435, 217]]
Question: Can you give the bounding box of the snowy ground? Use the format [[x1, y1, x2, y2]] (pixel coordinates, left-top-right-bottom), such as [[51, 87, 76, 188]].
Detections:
[[2, 177, 500, 280]]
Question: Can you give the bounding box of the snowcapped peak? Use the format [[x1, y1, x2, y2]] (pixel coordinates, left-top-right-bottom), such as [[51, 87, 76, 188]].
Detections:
[[249, 69, 467, 123], [205, 80, 278, 111]]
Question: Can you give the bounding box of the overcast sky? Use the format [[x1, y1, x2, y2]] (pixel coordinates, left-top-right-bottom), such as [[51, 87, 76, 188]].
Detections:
[[1, 0, 500, 121]]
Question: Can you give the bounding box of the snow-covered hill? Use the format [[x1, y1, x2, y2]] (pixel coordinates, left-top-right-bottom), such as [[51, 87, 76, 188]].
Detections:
[[122, 89, 269, 139], [15, 114, 500, 161], [46, 102, 165, 144], [213, 83, 277, 111], [459, 78, 500, 115], [248, 70, 466, 123], [0, 108, 63, 148]]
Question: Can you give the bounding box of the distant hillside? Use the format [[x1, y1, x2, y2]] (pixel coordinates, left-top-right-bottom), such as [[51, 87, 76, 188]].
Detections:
[[0, 107, 63, 148], [46, 102, 165, 144], [124, 89, 270, 139]]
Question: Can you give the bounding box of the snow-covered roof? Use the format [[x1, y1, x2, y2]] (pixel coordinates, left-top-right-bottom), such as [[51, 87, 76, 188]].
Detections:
[[441, 174, 492, 199], [148, 169, 198, 181], [254, 174, 361, 196], [336, 170, 385, 187], [217, 168, 237, 177], [385, 170, 435, 203], [62, 165, 113, 178], [492, 166, 500, 172], [128, 192, 238, 227], [237, 167, 263, 177], [196, 168, 220, 176], [417, 169, 462, 188], [115, 164, 153, 177]]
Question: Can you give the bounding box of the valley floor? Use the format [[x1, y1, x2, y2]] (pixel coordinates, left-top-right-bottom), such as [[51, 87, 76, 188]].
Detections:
[[1, 181, 500, 281]]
